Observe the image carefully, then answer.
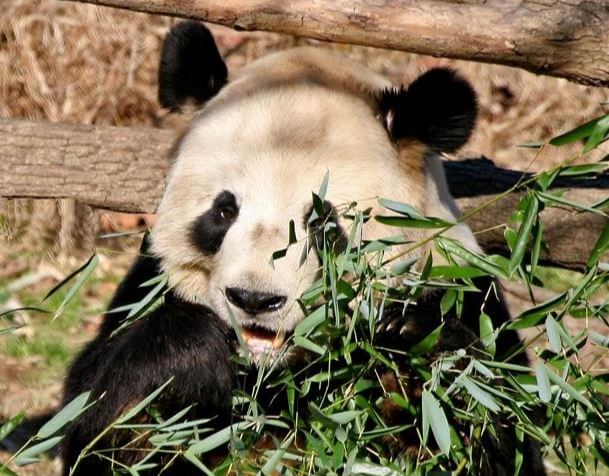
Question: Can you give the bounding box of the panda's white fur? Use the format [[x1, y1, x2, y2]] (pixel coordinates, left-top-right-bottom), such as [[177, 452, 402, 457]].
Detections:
[[152, 46, 480, 360]]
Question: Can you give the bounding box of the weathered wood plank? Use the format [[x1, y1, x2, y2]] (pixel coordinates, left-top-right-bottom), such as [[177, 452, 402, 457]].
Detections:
[[68, 0, 609, 87]]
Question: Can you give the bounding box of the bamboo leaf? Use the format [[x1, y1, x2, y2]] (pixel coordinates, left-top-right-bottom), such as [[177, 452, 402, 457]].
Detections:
[[479, 312, 496, 356], [43, 253, 97, 301], [14, 436, 64, 466], [546, 368, 592, 409], [37, 392, 91, 439], [421, 390, 451, 455], [375, 215, 452, 229], [587, 221, 609, 269], [410, 324, 443, 355], [186, 421, 249, 455], [293, 335, 326, 355], [378, 198, 421, 217], [294, 305, 327, 336], [436, 238, 508, 279], [583, 114, 609, 153], [509, 194, 538, 276], [0, 413, 25, 442], [116, 379, 172, 424], [550, 114, 607, 146], [545, 316, 562, 353], [51, 254, 99, 320], [534, 363, 552, 403], [509, 292, 566, 330], [458, 376, 500, 412]]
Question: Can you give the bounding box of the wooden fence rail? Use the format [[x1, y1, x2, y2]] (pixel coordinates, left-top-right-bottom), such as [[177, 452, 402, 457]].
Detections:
[[70, 0, 609, 87], [2, 118, 607, 271]]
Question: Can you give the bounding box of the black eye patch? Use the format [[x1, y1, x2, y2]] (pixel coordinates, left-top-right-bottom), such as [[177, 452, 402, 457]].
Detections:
[[190, 191, 239, 255], [304, 200, 348, 255]]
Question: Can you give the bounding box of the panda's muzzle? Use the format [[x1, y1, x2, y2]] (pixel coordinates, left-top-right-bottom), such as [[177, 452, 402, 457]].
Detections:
[[225, 287, 287, 315]]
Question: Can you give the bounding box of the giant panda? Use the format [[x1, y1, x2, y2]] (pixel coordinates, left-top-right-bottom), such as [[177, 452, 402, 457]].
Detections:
[[61, 22, 545, 475]]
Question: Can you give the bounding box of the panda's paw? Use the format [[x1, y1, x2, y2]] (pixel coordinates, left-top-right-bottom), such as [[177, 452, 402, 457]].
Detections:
[[375, 310, 436, 351]]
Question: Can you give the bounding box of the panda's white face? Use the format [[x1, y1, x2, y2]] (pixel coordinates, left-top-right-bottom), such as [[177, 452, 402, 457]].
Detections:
[[152, 26, 479, 364], [153, 78, 427, 363]]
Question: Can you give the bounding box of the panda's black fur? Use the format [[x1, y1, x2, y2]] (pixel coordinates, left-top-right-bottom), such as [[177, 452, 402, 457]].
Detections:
[[60, 22, 545, 475]]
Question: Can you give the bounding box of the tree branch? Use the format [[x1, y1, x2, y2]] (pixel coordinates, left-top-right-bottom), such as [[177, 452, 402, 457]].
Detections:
[[67, 0, 609, 87], [2, 118, 607, 270]]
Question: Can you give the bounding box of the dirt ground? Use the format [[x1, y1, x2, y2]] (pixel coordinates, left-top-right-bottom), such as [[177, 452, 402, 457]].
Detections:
[[1, 1, 608, 474]]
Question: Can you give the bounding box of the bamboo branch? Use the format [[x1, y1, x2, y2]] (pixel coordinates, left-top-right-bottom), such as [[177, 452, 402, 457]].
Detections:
[[1, 118, 607, 270], [66, 0, 609, 87]]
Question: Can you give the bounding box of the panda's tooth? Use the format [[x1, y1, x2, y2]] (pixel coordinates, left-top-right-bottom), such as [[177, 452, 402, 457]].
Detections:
[[273, 332, 286, 349]]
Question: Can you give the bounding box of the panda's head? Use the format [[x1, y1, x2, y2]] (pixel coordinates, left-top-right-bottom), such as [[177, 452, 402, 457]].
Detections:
[[152, 22, 479, 364]]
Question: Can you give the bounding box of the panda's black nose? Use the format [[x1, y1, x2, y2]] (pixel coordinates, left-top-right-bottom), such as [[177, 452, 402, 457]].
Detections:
[[225, 287, 287, 315]]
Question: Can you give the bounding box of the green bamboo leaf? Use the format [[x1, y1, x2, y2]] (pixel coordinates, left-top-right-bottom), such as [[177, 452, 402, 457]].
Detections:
[[558, 163, 608, 177], [378, 198, 421, 217], [430, 266, 487, 279], [504, 227, 517, 251], [537, 191, 607, 217], [125, 275, 167, 319], [440, 289, 457, 316], [308, 403, 338, 430], [138, 272, 167, 288], [261, 433, 294, 475], [51, 254, 99, 320], [410, 324, 443, 355], [436, 238, 508, 279], [294, 306, 327, 336], [375, 215, 452, 229], [546, 368, 592, 409], [43, 253, 97, 301], [182, 452, 214, 476], [318, 170, 330, 200], [545, 316, 562, 353], [587, 221, 609, 268], [590, 331, 609, 347], [509, 194, 538, 276], [116, 379, 172, 424], [293, 335, 325, 355], [350, 462, 400, 476], [186, 421, 249, 455], [534, 363, 552, 403], [0, 466, 18, 476], [518, 142, 544, 149], [14, 436, 64, 466], [583, 114, 609, 153], [458, 376, 500, 412], [530, 221, 543, 278], [421, 390, 451, 455], [0, 413, 25, 442], [37, 392, 91, 439], [327, 410, 362, 425], [479, 312, 496, 356], [509, 292, 566, 330], [550, 114, 607, 146]]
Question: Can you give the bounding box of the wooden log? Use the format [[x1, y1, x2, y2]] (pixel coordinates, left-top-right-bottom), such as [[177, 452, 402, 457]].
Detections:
[[68, 0, 609, 87], [1, 118, 607, 270]]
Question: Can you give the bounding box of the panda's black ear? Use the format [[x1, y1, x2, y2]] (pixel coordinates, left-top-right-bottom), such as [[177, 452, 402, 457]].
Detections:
[[158, 22, 228, 111], [378, 68, 477, 153]]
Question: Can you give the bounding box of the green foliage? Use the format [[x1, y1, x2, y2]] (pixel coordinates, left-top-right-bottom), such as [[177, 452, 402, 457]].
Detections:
[[2, 114, 609, 474]]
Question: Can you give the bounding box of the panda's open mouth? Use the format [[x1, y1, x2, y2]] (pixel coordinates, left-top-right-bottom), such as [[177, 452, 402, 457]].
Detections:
[[240, 324, 288, 355]]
